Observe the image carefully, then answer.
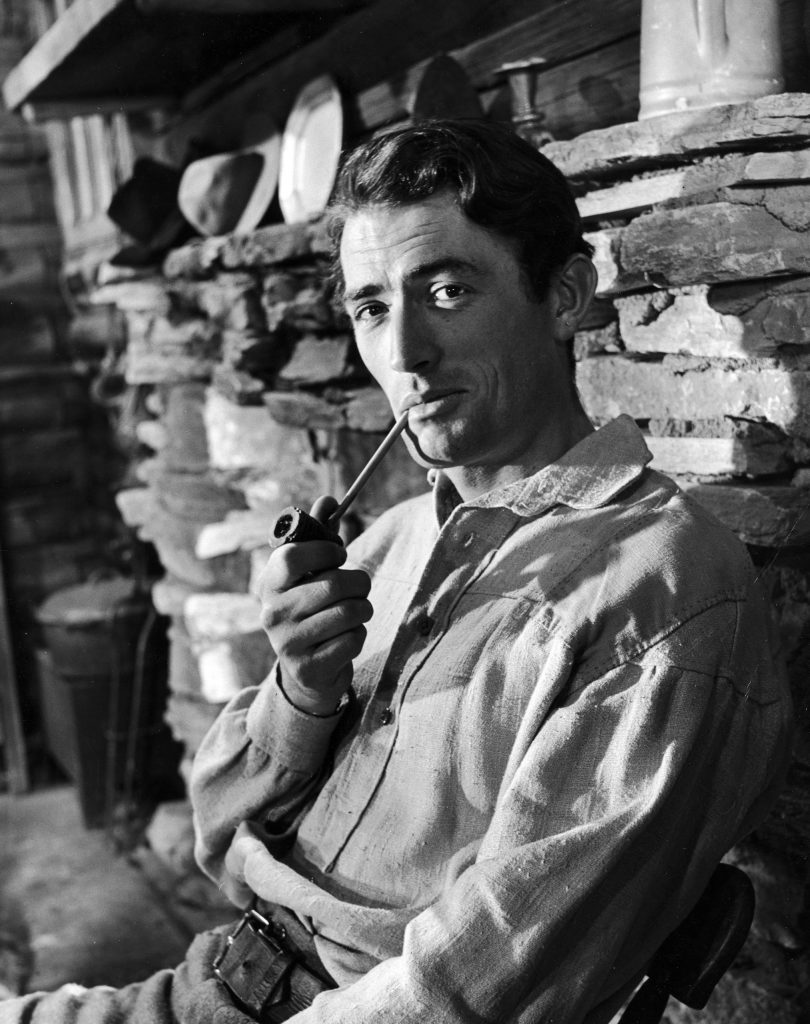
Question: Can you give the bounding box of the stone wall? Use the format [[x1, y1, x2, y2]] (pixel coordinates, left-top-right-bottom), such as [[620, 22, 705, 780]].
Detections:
[[99, 97, 809, 1020], [548, 94, 810, 1022]]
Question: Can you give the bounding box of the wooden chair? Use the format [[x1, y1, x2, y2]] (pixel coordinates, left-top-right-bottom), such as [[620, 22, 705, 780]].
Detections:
[[618, 864, 755, 1024]]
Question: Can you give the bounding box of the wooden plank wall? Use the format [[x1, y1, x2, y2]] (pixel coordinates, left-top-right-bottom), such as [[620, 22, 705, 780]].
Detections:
[[0, 6, 113, 787]]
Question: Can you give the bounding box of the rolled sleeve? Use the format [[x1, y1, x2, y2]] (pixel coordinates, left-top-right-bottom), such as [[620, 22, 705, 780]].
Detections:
[[190, 666, 345, 893], [246, 666, 346, 773]]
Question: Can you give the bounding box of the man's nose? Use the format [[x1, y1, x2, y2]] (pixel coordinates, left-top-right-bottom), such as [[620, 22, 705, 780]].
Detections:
[[387, 302, 438, 373]]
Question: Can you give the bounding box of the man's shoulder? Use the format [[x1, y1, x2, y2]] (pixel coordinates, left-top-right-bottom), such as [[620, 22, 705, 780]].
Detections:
[[592, 467, 755, 594], [549, 469, 764, 674]]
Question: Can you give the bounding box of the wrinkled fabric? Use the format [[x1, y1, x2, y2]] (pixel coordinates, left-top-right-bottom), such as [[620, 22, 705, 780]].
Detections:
[[0, 929, 252, 1024], [189, 416, 792, 1024], [2, 416, 792, 1024]]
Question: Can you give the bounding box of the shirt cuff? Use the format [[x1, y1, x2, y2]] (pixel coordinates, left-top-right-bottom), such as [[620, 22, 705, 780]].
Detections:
[[245, 664, 345, 774]]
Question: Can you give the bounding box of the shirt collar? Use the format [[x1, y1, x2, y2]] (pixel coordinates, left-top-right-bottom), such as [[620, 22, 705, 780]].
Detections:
[[430, 415, 652, 523]]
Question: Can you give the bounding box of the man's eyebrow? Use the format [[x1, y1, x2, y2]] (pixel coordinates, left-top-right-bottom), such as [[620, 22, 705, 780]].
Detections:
[[343, 257, 484, 305]]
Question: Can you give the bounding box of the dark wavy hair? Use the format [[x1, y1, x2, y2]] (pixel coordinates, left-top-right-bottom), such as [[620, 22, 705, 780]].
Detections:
[[326, 118, 593, 303]]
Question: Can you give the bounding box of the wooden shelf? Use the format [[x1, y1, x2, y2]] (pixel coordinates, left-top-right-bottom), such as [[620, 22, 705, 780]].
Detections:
[[2, 0, 357, 118]]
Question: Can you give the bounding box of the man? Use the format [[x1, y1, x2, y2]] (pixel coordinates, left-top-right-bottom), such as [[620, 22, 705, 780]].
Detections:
[[3, 119, 791, 1024]]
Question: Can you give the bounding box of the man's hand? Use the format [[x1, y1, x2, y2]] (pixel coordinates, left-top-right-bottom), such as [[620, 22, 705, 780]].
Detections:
[[258, 496, 373, 715]]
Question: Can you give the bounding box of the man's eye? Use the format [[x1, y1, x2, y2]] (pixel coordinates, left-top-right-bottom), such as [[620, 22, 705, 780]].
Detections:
[[353, 302, 387, 323], [432, 284, 468, 303]]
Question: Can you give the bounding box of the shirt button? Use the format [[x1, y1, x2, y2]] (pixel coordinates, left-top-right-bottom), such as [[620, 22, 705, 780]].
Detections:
[[380, 707, 394, 726], [415, 613, 433, 636], [462, 532, 476, 548]]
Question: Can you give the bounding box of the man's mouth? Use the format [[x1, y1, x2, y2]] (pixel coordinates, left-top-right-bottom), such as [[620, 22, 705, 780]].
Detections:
[[400, 389, 464, 418]]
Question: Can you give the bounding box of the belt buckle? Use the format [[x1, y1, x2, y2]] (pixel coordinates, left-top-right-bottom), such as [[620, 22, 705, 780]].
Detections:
[[213, 906, 296, 1020]]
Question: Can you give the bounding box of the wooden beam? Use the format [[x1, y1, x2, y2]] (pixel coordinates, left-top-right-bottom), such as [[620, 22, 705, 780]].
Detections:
[[165, 0, 640, 157], [136, 0, 360, 10], [179, 22, 310, 118], [0, 548, 29, 795], [2, 0, 123, 111]]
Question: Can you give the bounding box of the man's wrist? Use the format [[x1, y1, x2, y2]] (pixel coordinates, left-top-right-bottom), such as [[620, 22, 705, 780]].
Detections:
[[277, 668, 350, 718]]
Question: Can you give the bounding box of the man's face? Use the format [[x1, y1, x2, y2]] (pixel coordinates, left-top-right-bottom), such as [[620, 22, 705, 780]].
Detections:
[[340, 192, 579, 484]]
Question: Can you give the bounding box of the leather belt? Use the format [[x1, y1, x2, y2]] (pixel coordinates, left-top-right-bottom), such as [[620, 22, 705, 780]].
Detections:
[[213, 904, 335, 1022]]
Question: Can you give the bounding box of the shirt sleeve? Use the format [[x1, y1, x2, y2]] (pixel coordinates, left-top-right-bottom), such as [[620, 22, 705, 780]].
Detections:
[[190, 664, 346, 900], [267, 599, 791, 1024]]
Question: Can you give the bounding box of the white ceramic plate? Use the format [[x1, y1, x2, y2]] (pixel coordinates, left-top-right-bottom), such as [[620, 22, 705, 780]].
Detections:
[[278, 75, 344, 224]]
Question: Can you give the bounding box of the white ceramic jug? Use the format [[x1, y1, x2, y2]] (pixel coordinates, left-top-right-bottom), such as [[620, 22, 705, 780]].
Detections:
[[638, 0, 784, 119]]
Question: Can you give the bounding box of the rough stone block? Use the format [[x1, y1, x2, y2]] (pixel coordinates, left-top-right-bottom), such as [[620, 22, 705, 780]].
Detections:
[[194, 637, 271, 704], [127, 312, 220, 351], [194, 272, 266, 332], [305, 217, 331, 255], [211, 366, 268, 405], [263, 387, 393, 432], [573, 322, 623, 360], [646, 435, 790, 479], [152, 575, 197, 618], [184, 592, 263, 639], [589, 203, 810, 296], [115, 487, 158, 528], [167, 620, 203, 696], [125, 342, 215, 385], [544, 93, 810, 181], [221, 222, 313, 268], [343, 388, 396, 432], [183, 592, 270, 703], [220, 329, 289, 378], [136, 418, 168, 452], [124, 312, 221, 384], [678, 481, 810, 546], [277, 334, 354, 386], [159, 382, 210, 472], [138, 508, 251, 591], [90, 278, 171, 314], [205, 388, 320, 481], [264, 390, 345, 430], [196, 509, 277, 558], [578, 150, 810, 223], [576, 355, 810, 441], [261, 269, 339, 333], [162, 236, 226, 279], [616, 279, 810, 357], [151, 469, 244, 522]]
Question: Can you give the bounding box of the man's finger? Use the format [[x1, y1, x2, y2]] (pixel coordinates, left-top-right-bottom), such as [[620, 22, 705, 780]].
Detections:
[[262, 539, 347, 590]]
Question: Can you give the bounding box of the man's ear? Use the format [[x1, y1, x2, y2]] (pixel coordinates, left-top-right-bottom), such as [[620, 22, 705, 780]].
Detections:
[[548, 254, 598, 342]]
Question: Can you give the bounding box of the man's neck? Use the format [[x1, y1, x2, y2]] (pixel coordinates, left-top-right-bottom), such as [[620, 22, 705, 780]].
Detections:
[[445, 409, 595, 504]]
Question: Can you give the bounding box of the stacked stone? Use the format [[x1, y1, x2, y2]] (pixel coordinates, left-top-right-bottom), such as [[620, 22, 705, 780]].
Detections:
[[544, 92, 810, 1021], [99, 221, 427, 789], [97, 274, 255, 785]]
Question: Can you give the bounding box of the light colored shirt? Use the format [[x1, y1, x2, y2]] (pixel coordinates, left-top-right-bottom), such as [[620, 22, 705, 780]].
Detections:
[[190, 415, 792, 1024]]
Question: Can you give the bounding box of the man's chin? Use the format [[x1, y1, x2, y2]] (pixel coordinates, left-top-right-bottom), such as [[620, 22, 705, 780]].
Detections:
[[403, 429, 462, 470]]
